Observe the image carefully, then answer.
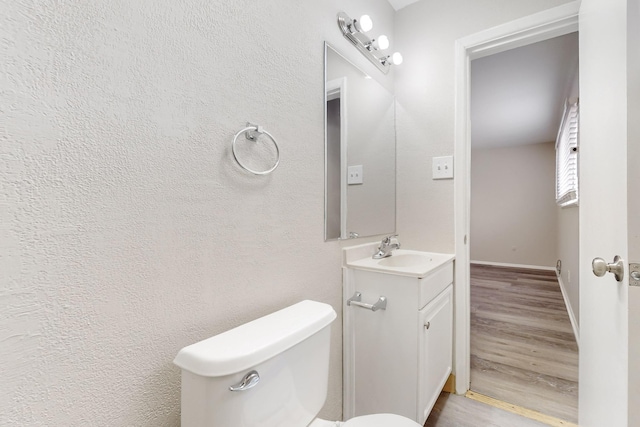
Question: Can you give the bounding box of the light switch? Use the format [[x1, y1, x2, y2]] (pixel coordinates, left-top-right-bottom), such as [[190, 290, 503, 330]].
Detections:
[[348, 165, 363, 185], [432, 156, 454, 179]]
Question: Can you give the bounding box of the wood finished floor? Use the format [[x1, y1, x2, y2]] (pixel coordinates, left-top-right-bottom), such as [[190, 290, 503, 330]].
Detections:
[[424, 392, 551, 427], [469, 264, 579, 423]]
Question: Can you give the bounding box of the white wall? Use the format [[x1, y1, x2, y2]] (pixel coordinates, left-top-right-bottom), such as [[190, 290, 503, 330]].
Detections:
[[393, 0, 574, 253], [470, 142, 557, 267], [557, 205, 580, 326], [0, 1, 395, 425]]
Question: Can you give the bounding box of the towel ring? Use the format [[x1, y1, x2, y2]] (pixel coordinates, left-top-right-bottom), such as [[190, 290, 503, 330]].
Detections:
[[232, 124, 280, 175]]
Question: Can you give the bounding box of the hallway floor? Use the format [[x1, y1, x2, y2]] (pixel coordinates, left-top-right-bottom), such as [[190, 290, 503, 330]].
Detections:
[[424, 392, 552, 427], [469, 264, 579, 423]]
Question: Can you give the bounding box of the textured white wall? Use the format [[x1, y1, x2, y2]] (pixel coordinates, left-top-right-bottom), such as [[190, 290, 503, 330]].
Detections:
[[0, 0, 395, 425], [470, 142, 558, 267], [393, 0, 573, 253]]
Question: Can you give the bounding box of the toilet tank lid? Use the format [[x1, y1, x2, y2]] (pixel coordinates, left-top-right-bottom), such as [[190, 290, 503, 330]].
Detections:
[[173, 300, 337, 377]]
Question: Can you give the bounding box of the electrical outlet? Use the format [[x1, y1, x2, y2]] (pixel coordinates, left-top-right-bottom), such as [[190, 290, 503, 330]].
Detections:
[[432, 156, 454, 179], [348, 165, 363, 185]]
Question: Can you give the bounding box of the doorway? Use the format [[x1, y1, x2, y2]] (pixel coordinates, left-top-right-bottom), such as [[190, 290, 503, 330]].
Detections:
[[451, 0, 580, 410], [467, 32, 580, 423], [454, 2, 638, 426]]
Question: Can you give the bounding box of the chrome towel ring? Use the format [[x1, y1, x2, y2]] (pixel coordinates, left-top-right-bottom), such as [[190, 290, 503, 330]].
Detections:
[[232, 123, 280, 175]]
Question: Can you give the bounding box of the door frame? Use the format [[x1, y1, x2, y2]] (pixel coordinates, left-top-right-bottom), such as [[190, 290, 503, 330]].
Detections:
[[326, 76, 348, 240], [452, 1, 581, 394]]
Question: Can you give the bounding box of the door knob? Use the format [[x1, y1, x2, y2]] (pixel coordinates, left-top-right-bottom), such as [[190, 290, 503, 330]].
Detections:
[[592, 255, 625, 282]]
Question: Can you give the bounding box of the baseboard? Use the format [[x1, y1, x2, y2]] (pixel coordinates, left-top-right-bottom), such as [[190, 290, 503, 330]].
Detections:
[[470, 260, 556, 271], [556, 272, 580, 347]]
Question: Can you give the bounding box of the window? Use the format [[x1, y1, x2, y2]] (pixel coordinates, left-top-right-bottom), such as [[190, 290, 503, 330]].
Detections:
[[556, 99, 579, 207]]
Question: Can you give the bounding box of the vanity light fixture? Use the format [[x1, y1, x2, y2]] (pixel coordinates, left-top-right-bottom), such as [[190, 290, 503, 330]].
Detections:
[[337, 12, 403, 75], [382, 52, 404, 66], [365, 35, 389, 51], [355, 14, 373, 32]]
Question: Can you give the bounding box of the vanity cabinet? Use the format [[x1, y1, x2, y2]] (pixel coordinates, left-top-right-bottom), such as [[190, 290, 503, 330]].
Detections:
[[343, 259, 454, 425]]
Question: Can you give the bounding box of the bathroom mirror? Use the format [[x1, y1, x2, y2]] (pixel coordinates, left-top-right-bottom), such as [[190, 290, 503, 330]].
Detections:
[[324, 43, 396, 241]]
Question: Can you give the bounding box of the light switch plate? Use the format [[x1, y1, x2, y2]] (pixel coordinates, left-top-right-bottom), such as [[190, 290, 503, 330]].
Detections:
[[348, 165, 363, 185], [432, 156, 454, 179]]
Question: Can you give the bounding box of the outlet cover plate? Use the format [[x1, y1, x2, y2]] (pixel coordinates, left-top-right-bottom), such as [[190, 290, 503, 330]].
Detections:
[[433, 156, 454, 179], [348, 165, 363, 185]]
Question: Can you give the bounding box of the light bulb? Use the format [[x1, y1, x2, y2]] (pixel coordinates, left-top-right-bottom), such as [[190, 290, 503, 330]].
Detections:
[[358, 15, 373, 32], [391, 52, 403, 65], [377, 35, 389, 50]]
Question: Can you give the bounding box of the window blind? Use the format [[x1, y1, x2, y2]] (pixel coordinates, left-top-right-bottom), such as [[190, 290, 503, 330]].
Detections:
[[556, 100, 579, 207]]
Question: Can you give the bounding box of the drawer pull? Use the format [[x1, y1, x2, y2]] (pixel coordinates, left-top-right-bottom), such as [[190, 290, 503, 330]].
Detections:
[[346, 292, 387, 312], [424, 322, 431, 330]]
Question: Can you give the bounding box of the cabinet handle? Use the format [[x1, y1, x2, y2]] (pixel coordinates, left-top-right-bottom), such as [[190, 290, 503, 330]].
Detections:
[[346, 292, 387, 312], [424, 322, 430, 330]]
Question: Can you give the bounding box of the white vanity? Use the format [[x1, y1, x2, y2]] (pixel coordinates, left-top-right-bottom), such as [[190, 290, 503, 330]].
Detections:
[[343, 244, 454, 425]]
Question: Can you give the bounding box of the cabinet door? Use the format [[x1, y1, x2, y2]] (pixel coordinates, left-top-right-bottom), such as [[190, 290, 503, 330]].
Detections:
[[417, 285, 453, 424], [350, 270, 419, 420]]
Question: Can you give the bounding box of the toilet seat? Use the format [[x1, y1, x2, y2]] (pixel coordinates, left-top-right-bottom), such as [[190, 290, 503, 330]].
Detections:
[[343, 413, 422, 427]]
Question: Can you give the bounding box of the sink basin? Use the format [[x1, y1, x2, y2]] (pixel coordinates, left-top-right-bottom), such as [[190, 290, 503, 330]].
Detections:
[[345, 249, 454, 278], [377, 253, 434, 268]]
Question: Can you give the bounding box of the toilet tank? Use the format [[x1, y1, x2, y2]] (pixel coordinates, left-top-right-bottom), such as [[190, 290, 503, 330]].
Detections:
[[174, 300, 337, 427]]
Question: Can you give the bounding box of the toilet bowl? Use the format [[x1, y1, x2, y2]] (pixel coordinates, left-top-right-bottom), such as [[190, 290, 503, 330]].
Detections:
[[311, 413, 421, 426], [174, 300, 422, 427]]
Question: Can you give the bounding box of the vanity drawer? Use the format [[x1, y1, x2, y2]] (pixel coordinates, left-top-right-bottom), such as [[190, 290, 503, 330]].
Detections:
[[419, 262, 453, 309]]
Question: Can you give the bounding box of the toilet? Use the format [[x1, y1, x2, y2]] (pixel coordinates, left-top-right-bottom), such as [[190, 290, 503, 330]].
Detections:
[[174, 300, 422, 427]]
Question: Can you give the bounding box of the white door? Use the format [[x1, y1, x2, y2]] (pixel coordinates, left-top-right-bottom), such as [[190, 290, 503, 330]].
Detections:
[[578, 0, 631, 425]]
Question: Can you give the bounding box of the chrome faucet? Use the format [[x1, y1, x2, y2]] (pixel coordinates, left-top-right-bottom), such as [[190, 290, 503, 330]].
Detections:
[[372, 234, 400, 259]]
